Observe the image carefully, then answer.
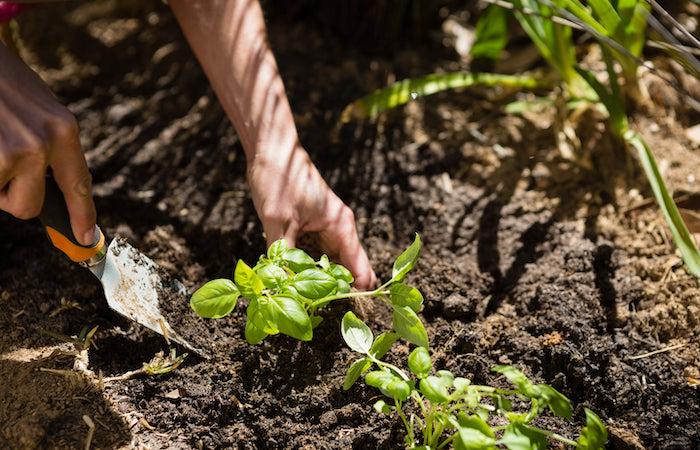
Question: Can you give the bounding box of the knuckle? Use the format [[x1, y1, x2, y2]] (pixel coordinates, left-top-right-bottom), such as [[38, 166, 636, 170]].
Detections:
[[260, 203, 290, 224], [340, 206, 356, 222], [47, 113, 79, 143], [73, 171, 93, 198], [12, 202, 42, 220]]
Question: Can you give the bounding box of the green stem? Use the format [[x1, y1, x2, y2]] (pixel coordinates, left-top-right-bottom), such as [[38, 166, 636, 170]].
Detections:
[[309, 289, 390, 309], [370, 355, 411, 382], [429, 419, 446, 449], [525, 427, 579, 447], [396, 403, 415, 447], [437, 432, 458, 449]]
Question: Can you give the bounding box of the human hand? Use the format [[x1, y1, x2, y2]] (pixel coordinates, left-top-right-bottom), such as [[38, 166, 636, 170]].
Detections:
[[247, 144, 377, 291], [0, 43, 96, 245], [169, 0, 375, 288]]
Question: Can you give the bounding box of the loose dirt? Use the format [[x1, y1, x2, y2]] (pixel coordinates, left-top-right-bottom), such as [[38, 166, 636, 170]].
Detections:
[[1, 1, 699, 449]]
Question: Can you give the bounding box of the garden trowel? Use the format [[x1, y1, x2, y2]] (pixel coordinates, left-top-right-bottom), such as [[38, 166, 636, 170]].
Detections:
[[39, 176, 203, 357]]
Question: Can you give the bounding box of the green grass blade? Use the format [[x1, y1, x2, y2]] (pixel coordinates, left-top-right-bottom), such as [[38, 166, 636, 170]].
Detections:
[[341, 72, 548, 121], [626, 130, 700, 278], [513, 0, 557, 62], [558, 0, 608, 35], [586, 0, 622, 35]]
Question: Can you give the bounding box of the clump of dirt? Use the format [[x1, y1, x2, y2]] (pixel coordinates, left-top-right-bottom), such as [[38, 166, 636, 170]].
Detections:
[[1, 1, 699, 449]]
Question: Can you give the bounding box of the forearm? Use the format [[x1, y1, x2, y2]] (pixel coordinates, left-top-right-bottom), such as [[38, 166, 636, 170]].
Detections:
[[169, 0, 300, 170]]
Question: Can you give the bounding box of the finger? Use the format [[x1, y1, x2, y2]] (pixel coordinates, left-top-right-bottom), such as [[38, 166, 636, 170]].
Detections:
[[337, 238, 376, 291], [316, 210, 376, 290], [0, 169, 45, 220], [48, 119, 96, 246], [263, 215, 299, 248]]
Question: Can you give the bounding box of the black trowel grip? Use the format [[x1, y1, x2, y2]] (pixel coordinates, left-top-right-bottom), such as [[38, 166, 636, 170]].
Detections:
[[38, 176, 106, 265]]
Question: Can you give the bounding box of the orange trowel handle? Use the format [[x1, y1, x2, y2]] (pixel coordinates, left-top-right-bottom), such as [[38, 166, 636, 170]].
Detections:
[[38, 176, 106, 266]]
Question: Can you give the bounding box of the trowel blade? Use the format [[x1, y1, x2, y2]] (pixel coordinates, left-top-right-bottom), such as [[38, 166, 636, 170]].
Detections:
[[93, 237, 204, 357]]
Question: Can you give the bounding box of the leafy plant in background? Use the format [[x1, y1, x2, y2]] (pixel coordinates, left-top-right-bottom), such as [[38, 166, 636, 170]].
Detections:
[[191, 236, 606, 448], [341, 0, 700, 279]]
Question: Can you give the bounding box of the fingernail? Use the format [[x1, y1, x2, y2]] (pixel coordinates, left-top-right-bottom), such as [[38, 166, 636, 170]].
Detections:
[[83, 229, 96, 246]]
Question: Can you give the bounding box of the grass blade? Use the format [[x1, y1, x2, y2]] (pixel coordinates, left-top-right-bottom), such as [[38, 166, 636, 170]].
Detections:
[[341, 72, 548, 121], [626, 130, 700, 278]]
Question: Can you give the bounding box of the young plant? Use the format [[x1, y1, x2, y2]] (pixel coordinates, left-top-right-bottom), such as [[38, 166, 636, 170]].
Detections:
[[341, 313, 607, 449], [191, 234, 429, 348], [192, 236, 607, 448]]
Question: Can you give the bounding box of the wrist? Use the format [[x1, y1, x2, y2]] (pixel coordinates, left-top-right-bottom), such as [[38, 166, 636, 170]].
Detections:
[[245, 138, 307, 181]]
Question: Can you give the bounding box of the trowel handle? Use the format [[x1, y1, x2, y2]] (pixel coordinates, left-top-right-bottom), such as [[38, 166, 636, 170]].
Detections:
[[39, 176, 106, 267]]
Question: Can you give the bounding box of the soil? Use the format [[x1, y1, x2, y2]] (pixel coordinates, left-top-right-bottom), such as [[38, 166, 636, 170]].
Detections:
[[1, 1, 700, 449]]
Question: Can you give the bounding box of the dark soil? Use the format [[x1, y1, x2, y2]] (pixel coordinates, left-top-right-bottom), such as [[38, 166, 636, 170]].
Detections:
[[1, 1, 699, 449]]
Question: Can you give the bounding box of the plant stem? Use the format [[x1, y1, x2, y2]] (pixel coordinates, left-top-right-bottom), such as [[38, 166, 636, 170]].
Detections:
[[529, 427, 579, 447], [371, 355, 411, 382], [309, 289, 390, 309]]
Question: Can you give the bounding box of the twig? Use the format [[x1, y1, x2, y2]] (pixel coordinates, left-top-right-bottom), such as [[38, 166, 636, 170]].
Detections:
[[83, 415, 95, 450], [102, 368, 145, 383], [627, 343, 688, 360]]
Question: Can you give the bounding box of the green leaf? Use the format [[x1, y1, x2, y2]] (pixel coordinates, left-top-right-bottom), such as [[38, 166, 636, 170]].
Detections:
[[318, 254, 330, 270], [310, 314, 323, 328], [471, 3, 509, 60], [244, 317, 269, 345], [459, 414, 495, 440], [365, 370, 412, 401], [373, 399, 392, 414], [498, 423, 547, 450], [474, 408, 489, 422], [336, 279, 351, 294], [454, 377, 471, 392], [341, 311, 374, 354], [577, 408, 608, 450], [392, 305, 429, 349], [266, 295, 313, 341], [492, 393, 512, 412], [408, 346, 431, 377], [453, 414, 497, 450], [248, 296, 278, 335], [370, 332, 399, 359], [282, 248, 316, 273], [384, 379, 412, 402], [291, 269, 337, 299], [190, 279, 239, 319], [329, 264, 354, 283], [255, 263, 289, 289], [492, 365, 532, 392], [267, 238, 288, 259], [342, 72, 546, 121], [419, 376, 449, 403], [535, 384, 573, 420], [390, 283, 423, 312], [344, 357, 372, 390], [392, 234, 422, 282], [626, 131, 700, 279], [494, 366, 572, 419], [234, 259, 264, 300], [438, 370, 455, 388], [365, 370, 395, 389]]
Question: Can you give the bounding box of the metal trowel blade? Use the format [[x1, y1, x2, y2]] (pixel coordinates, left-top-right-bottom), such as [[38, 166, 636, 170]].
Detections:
[[91, 237, 204, 357]]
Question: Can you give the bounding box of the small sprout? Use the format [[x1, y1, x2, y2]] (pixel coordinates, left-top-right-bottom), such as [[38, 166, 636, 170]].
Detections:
[[143, 348, 187, 375], [103, 348, 188, 383], [37, 325, 99, 351]]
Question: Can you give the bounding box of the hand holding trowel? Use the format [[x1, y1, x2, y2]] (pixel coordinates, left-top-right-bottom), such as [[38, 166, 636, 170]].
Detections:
[[39, 176, 203, 356]]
